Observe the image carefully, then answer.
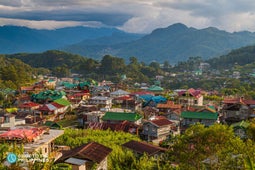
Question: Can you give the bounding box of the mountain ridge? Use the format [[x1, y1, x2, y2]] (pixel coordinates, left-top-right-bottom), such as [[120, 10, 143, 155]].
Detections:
[[63, 23, 255, 63], [1, 23, 255, 64]]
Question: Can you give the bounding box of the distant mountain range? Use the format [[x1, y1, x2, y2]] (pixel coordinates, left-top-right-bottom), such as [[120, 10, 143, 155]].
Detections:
[[0, 25, 142, 54], [63, 23, 255, 63], [1, 23, 255, 63]]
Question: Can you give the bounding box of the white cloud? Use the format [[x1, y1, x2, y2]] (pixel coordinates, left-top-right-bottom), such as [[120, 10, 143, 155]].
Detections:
[[0, 0, 255, 33], [0, 18, 104, 29]]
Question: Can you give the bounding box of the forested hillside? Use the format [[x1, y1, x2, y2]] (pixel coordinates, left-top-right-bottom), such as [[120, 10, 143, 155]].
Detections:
[[207, 45, 255, 69], [0, 56, 43, 89]]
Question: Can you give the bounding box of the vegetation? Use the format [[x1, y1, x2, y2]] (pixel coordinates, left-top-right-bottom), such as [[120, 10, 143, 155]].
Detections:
[[54, 129, 173, 170], [168, 123, 255, 170]]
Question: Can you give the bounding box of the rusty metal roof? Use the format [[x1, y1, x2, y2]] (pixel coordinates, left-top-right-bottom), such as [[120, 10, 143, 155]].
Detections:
[[122, 140, 167, 156], [59, 142, 112, 164]]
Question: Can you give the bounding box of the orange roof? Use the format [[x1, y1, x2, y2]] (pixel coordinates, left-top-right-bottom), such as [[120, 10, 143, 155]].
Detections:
[[19, 102, 40, 108], [20, 86, 34, 91], [157, 100, 182, 109]]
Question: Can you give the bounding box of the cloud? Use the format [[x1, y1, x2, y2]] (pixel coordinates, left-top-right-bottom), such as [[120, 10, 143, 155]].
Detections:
[[0, 0, 255, 33]]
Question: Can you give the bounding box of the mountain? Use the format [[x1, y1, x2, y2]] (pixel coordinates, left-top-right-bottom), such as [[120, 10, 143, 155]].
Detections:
[[0, 25, 141, 54], [207, 45, 255, 69], [63, 23, 255, 63]]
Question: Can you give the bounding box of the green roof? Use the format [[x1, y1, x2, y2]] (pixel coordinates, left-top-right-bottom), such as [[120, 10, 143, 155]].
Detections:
[[54, 98, 71, 106], [147, 85, 164, 92], [181, 111, 218, 120], [102, 112, 142, 122], [44, 121, 62, 129], [63, 82, 77, 89], [31, 90, 66, 101]]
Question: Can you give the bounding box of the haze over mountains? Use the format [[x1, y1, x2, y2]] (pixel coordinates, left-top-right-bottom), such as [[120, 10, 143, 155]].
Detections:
[[1, 23, 255, 63]]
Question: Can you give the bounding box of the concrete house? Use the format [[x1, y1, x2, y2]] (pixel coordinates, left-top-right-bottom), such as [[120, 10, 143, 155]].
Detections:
[[177, 88, 203, 106], [142, 117, 174, 143]]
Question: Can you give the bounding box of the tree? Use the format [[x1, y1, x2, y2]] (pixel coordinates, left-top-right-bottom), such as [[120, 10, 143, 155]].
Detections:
[[169, 123, 252, 170], [100, 55, 126, 75]]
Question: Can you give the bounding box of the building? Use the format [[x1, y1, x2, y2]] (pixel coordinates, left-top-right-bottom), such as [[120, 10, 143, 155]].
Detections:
[[142, 117, 174, 143], [56, 142, 112, 170], [221, 97, 255, 124], [0, 126, 64, 157], [177, 88, 203, 106], [102, 112, 142, 125], [122, 140, 167, 157], [181, 111, 218, 131], [88, 96, 112, 109], [0, 113, 25, 128]]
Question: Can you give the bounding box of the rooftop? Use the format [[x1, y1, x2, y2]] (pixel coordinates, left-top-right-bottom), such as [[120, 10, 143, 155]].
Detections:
[[102, 112, 142, 122], [59, 142, 112, 164], [122, 140, 167, 156], [181, 111, 218, 120]]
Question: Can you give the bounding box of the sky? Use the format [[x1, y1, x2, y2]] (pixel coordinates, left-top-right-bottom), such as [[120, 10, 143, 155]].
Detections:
[[0, 0, 255, 33]]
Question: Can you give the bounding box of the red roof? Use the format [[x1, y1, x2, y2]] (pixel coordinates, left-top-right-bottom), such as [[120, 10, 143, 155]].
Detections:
[[243, 100, 255, 105], [0, 127, 45, 142], [114, 95, 133, 101], [51, 102, 65, 109], [19, 102, 40, 108], [223, 98, 255, 105], [223, 98, 239, 104], [178, 88, 201, 98], [151, 118, 173, 127]]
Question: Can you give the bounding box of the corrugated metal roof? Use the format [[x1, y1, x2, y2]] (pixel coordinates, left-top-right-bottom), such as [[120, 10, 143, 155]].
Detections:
[[102, 112, 142, 122], [65, 157, 87, 165], [181, 111, 218, 120], [59, 142, 112, 164], [122, 140, 167, 156]]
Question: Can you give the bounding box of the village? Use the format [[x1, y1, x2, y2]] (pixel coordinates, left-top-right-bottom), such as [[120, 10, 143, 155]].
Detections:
[[0, 73, 254, 170]]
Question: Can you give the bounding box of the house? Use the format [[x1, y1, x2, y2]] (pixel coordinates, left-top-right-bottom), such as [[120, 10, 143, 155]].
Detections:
[[102, 112, 142, 125], [147, 85, 164, 94], [0, 126, 64, 158], [78, 111, 104, 128], [122, 140, 167, 157], [31, 90, 66, 104], [142, 106, 159, 119], [180, 111, 218, 131], [221, 97, 255, 124], [18, 102, 41, 113], [37, 99, 70, 120], [113, 95, 142, 111], [157, 100, 182, 114], [88, 96, 112, 110], [56, 142, 112, 170], [139, 95, 167, 107], [110, 89, 130, 98], [141, 117, 174, 143], [67, 92, 90, 105], [177, 88, 203, 106], [0, 113, 25, 128]]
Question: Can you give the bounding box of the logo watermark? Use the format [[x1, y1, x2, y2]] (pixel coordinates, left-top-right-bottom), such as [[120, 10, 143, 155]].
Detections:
[[6, 152, 48, 164]]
